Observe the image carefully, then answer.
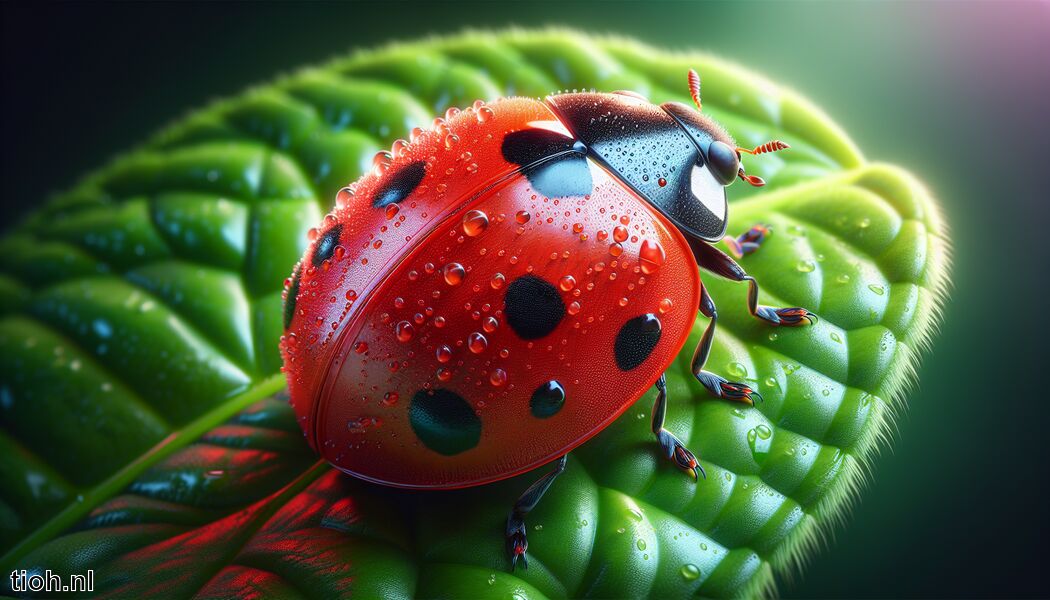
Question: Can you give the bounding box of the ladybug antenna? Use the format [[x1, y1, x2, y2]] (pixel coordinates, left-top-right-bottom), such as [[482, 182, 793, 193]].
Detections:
[[737, 167, 766, 187], [736, 140, 791, 156], [735, 139, 791, 186], [687, 69, 702, 111]]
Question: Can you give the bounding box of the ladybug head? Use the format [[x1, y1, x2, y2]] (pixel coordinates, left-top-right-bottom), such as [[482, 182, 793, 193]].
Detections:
[[546, 70, 789, 242], [663, 69, 791, 190]]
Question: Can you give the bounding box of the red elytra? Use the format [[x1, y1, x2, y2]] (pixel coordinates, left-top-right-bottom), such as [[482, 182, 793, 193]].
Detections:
[[280, 77, 806, 495]]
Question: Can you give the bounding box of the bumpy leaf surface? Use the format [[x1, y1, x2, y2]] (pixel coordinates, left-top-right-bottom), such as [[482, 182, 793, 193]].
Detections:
[[0, 30, 948, 597]]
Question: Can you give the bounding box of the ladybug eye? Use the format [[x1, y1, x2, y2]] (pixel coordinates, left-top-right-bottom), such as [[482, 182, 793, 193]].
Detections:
[[706, 141, 739, 186]]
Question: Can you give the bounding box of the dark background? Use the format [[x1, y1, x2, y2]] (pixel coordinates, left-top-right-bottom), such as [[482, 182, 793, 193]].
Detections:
[[3, 2, 1048, 597]]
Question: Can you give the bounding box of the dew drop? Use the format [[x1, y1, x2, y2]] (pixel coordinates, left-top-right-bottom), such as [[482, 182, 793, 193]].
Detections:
[[468, 332, 488, 354], [490, 272, 506, 289], [462, 209, 489, 237], [335, 187, 354, 208], [680, 564, 701, 581], [483, 316, 499, 333], [726, 361, 747, 378], [490, 368, 507, 387], [395, 321, 414, 342], [436, 345, 453, 363], [559, 275, 576, 291], [658, 298, 674, 314], [515, 210, 531, 224], [477, 106, 495, 123], [568, 301, 581, 315], [443, 263, 466, 285], [372, 151, 393, 175], [639, 239, 666, 274], [796, 259, 816, 273], [747, 425, 772, 462], [613, 226, 629, 243]]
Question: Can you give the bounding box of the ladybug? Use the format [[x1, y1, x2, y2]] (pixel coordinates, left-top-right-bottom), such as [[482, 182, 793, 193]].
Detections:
[[280, 69, 814, 569]]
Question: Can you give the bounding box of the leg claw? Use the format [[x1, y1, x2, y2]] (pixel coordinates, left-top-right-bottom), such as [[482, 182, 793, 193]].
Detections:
[[724, 224, 770, 258], [658, 429, 707, 481], [697, 371, 762, 405], [756, 305, 817, 327], [506, 517, 528, 570]]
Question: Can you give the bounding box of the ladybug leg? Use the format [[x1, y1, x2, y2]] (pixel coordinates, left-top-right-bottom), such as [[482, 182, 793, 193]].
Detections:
[[505, 454, 568, 571], [722, 223, 770, 258], [653, 374, 705, 481], [691, 239, 817, 327], [692, 284, 762, 405]]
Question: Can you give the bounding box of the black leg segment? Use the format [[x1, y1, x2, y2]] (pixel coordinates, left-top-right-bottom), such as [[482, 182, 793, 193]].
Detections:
[[689, 238, 817, 327], [506, 454, 568, 570], [691, 283, 763, 405], [652, 374, 705, 481]]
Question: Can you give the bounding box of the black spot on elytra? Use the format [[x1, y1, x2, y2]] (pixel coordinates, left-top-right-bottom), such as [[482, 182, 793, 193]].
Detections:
[[283, 264, 301, 330], [312, 224, 343, 267], [530, 380, 566, 419], [504, 275, 565, 340], [502, 128, 591, 198], [409, 388, 481, 456], [614, 313, 662, 371], [373, 161, 426, 207]]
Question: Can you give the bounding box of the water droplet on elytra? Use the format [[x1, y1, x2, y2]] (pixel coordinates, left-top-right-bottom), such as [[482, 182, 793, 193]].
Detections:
[[639, 239, 666, 274], [436, 345, 452, 363], [468, 332, 488, 354], [462, 210, 489, 237], [395, 321, 414, 342], [490, 369, 507, 387], [443, 263, 466, 285]]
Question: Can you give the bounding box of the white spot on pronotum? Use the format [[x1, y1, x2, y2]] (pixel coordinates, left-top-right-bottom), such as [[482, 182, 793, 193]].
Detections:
[[525, 120, 574, 138], [690, 164, 726, 220]]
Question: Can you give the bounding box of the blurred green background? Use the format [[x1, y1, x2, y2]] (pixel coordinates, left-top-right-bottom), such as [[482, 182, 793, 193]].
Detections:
[[2, 1, 1047, 597]]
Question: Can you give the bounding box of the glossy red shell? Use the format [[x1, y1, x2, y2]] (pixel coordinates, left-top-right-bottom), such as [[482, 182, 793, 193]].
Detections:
[[280, 96, 701, 489]]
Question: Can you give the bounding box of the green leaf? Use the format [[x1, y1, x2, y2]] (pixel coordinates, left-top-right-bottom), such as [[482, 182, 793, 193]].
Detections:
[[0, 30, 949, 596]]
